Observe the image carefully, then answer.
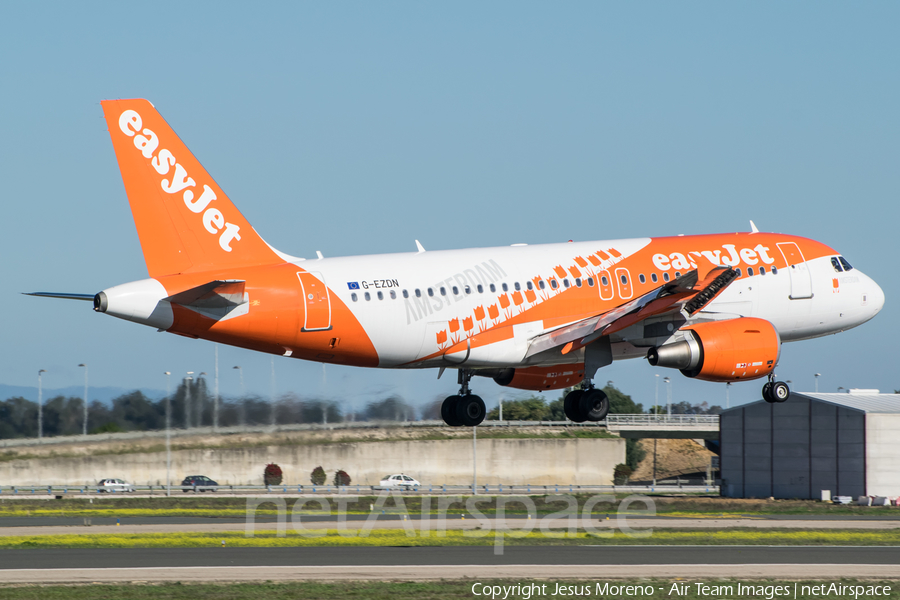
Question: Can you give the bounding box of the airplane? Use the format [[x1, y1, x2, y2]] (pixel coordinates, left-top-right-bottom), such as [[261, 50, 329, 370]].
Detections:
[[28, 99, 886, 427]]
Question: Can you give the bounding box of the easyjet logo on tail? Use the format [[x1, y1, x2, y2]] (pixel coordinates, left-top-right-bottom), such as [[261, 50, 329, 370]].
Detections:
[[117, 110, 241, 252]]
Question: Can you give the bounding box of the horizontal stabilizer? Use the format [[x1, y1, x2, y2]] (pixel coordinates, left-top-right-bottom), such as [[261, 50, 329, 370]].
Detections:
[[24, 292, 95, 301], [165, 280, 246, 311]]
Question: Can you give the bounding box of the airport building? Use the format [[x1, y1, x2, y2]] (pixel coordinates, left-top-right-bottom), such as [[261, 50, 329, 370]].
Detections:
[[720, 391, 900, 499]]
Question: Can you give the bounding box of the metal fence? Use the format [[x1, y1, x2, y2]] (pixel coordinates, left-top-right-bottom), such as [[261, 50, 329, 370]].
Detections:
[[606, 414, 719, 426], [0, 482, 719, 496]]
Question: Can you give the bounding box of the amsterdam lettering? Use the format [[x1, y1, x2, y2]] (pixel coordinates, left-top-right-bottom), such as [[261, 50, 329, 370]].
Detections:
[[118, 110, 241, 252]]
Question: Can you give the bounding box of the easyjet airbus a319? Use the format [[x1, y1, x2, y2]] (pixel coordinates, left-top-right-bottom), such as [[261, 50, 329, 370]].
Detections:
[[31, 99, 885, 426]]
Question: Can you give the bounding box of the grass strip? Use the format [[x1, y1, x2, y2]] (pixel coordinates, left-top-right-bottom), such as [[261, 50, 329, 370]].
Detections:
[[0, 579, 899, 600], [1, 528, 899, 548]]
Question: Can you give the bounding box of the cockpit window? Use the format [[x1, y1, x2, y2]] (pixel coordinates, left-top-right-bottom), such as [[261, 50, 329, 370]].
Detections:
[[839, 257, 853, 272], [831, 257, 843, 273]]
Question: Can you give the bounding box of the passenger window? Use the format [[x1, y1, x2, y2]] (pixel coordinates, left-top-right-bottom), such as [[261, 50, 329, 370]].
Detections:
[[839, 257, 853, 271], [502, 283, 509, 292], [575, 277, 582, 287], [639, 274, 646, 284], [415, 289, 422, 297], [601, 275, 609, 286], [526, 281, 533, 290], [377, 291, 384, 300], [587, 277, 594, 287], [477, 284, 483, 293], [747, 267, 754, 276], [831, 257, 843, 273], [550, 279, 558, 289], [440, 287, 447, 296], [538, 280, 546, 290], [674, 272, 681, 278], [452, 286, 458, 295], [735, 268, 742, 277], [772, 266, 778, 274], [489, 284, 496, 293], [365, 292, 371, 301], [465, 285, 471, 294], [427, 288, 434, 297], [663, 273, 670, 282], [759, 268, 766, 276], [402, 290, 409, 298], [390, 290, 397, 299], [563, 278, 570, 288], [351, 293, 358, 302], [514, 282, 521, 291], [620, 274, 628, 285], [651, 273, 658, 283]]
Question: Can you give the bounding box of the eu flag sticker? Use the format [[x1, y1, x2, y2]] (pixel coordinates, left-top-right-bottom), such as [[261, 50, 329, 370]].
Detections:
[[347, 282, 360, 290]]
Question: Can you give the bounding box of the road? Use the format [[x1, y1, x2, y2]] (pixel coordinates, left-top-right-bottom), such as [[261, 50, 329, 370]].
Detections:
[[0, 546, 897, 583]]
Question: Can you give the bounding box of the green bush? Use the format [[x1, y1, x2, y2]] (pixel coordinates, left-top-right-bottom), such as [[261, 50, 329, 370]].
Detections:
[[613, 463, 633, 485], [310, 466, 326, 485]]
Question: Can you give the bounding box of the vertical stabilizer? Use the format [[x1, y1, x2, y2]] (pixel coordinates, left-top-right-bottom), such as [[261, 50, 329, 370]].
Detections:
[[101, 99, 280, 277]]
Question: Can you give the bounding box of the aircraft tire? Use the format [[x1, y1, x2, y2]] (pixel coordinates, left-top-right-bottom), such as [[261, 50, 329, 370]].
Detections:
[[772, 381, 790, 402], [441, 395, 463, 426], [762, 382, 775, 403], [579, 389, 610, 422], [564, 390, 585, 422], [456, 394, 486, 427]]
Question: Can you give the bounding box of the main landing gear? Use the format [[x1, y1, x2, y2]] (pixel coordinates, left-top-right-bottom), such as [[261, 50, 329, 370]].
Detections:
[[563, 384, 610, 423], [441, 369, 486, 427], [762, 375, 790, 403]]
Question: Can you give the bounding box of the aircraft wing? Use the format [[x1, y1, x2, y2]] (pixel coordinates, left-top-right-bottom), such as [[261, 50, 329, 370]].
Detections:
[[524, 263, 737, 359]]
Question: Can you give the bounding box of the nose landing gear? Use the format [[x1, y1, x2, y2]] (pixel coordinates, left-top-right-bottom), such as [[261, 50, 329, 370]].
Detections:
[[440, 369, 486, 427], [563, 383, 610, 422], [762, 375, 790, 403]]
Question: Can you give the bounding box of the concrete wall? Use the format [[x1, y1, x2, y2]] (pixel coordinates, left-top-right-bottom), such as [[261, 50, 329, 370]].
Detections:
[[0, 437, 624, 487], [867, 413, 900, 497]]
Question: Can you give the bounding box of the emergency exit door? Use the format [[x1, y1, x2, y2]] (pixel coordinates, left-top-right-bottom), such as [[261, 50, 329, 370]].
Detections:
[[297, 271, 332, 331]]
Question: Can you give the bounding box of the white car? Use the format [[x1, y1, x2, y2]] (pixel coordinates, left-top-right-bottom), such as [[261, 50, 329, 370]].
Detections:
[[97, 478, 135, 493], [379, 474, 421, 488]]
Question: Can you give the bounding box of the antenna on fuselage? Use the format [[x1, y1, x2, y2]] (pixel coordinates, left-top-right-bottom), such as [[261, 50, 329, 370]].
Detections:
[[415, 240, 426, 253], [749, 220, 759, 233]]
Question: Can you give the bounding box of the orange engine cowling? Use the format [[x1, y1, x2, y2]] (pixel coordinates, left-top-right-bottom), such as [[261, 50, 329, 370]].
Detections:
[[646, 317, 780, 382], [492, 365, 585, 391]]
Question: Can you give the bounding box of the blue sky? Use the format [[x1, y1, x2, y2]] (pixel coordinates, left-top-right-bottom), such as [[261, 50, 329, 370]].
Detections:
[[1, 3, 897, 412]]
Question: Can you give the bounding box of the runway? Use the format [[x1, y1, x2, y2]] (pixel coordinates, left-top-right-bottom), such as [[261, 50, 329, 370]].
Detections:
[[0, 546, 897, 583]]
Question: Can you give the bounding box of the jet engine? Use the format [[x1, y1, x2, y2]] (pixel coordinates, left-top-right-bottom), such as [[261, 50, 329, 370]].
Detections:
[[489, 365, 585, 391], [646, 317, 780, 382]]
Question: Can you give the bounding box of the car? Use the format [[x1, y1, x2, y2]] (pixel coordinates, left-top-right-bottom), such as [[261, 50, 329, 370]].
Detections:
[[379, 474, 421, 489], [97, 478, 135, 493], [181, 475, 219, 492]]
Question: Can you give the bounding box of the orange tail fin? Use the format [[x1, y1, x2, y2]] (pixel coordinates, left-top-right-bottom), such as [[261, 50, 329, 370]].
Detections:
[[101, 99, 281, 277]]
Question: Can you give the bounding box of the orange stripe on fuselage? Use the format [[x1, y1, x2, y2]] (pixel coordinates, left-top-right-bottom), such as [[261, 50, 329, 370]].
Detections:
[[158, 264, 378, 367], [410, 232, 835, 364]]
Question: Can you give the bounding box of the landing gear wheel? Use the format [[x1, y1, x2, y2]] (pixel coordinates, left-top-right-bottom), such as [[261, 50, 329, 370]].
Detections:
[[579, 389, 610, 422], [564, 390, 585, 422], [455, 394, 486, 426], [441, 395, 462, 426], [771, 381, 790, 403], [762, 382, 774, 403]]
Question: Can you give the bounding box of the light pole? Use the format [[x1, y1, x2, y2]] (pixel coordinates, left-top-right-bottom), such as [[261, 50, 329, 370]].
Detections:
[[654, 373, 660, 417], [233, 366, 244, 426], [199, 372, 207, 428], [664, 377, 671, 417], [725, 382, 732, 410], [37, 369, 46, 440], [78, 364, 88, 436], [814, 373, 821, 393], [164, 371, 171, 497], [184, 372, 194, 428], [270, 356, 276, 428], [214, 344, 220, 431]]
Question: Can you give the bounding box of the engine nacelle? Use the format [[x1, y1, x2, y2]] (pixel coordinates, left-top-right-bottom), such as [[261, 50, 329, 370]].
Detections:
[[647, 317, 780, 382], [492, 365, 585, 391]]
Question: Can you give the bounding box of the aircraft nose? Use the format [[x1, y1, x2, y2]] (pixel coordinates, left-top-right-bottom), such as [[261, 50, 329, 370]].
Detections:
[[868, 275, 885, 315]]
